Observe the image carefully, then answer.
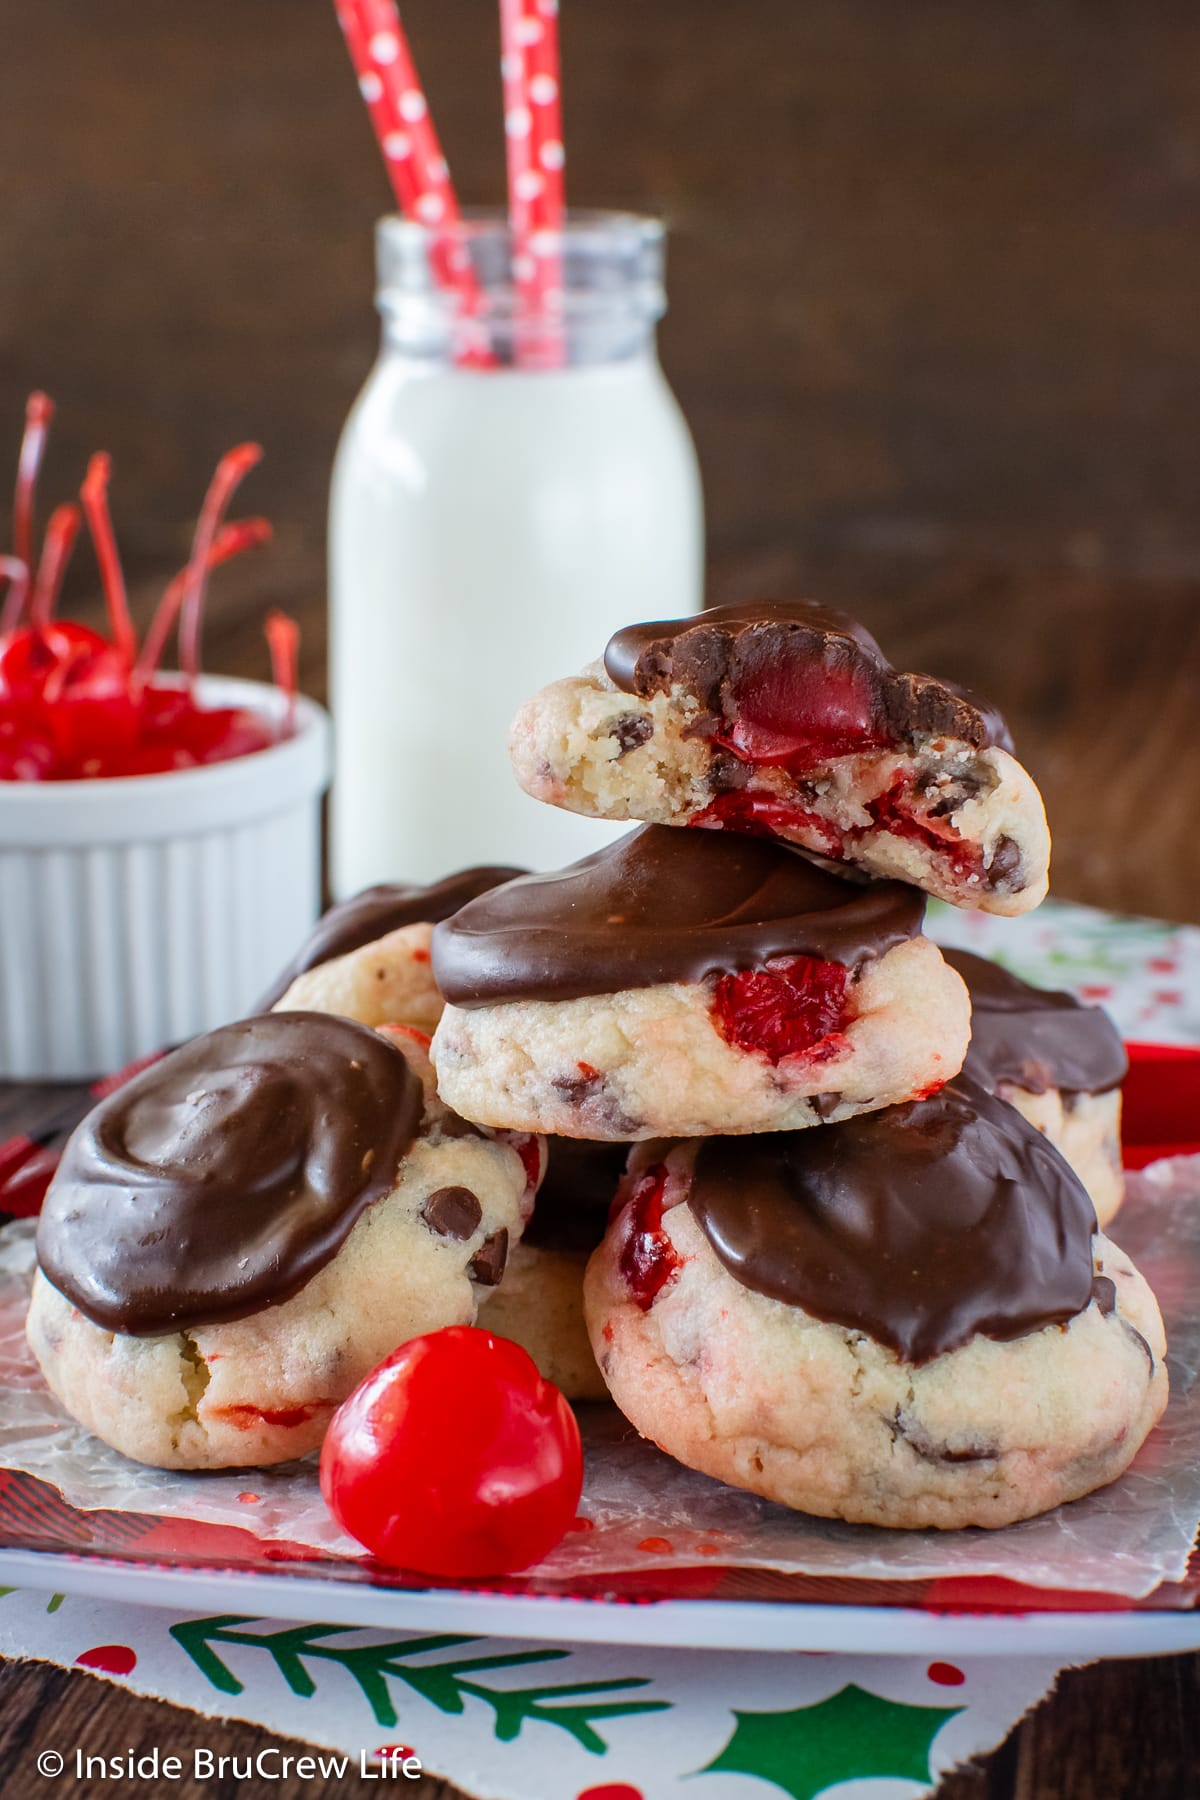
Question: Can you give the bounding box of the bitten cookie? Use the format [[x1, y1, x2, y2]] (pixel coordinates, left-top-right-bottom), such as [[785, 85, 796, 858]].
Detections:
[[584, 1081, 1167, 1529], [261, 866, 525, 1030], [509, 599, 1050, 916], [431, 826, 970, 1139], [27, 1013, 539, 1470], [944, 947, 1128, 1225], [479, 1137, 627, 1402]]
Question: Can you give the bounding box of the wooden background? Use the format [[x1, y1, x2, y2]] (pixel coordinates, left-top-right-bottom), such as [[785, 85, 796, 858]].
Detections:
[[1, 2, 1199, 1794], [2, 0, 1199, 921]]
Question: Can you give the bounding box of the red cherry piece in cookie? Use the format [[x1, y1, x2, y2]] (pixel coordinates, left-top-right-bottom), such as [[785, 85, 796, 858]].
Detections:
[[712, 956, 850, 1065], [722, 646, 892, 769], [691, 786, 845, 854], [76, 1644, 137, 1676], [320, 1326, 583, 1578], [867, 783, 982, 884], [617, 1168, 681, 1311], [497, 1129, 544, 1196], [213, 1402, 331, 1431]]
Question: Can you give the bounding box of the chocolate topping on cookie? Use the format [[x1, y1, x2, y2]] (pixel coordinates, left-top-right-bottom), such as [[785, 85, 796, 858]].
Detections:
[[432, 826, 925, 1007], [37, 1013, 423, 1335], [258, 866, 526, 1009], [944, 948, 1128, 1096], [686, 1077, 1100, 1362], [603, 599, 1013, 756]]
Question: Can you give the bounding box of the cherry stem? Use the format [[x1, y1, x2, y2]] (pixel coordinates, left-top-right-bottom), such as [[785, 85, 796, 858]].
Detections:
[[135, 517, 272, 693], [13, 392, 54, 570], [178, 443, 263, 685], [30, 503, 82, 627], [0, 556, 31, 638], [264, 609, 300, 736], [80, 454, 137, 667]]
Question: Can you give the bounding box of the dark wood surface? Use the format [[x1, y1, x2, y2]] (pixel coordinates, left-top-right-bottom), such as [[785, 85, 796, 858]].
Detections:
[[2, 1, 1199, 1794]]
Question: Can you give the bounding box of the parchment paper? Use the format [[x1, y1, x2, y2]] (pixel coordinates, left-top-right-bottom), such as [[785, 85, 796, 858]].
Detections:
[[2, 1158, 1197, 1598]]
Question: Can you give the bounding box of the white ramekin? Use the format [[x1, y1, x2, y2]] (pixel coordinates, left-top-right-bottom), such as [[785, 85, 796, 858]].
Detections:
[[0, 676, 331, 1079]]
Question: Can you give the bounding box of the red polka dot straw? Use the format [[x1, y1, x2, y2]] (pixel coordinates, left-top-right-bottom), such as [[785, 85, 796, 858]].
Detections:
[[333, 0, 489, 357], [500, 0, 566, 365]]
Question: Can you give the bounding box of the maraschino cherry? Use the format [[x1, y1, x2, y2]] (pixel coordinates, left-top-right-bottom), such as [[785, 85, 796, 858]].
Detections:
[[0, 393, 296, 781]]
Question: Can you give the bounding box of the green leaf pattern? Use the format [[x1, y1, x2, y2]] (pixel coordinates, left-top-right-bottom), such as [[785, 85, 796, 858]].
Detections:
[[169, 1615, 668, 1752]]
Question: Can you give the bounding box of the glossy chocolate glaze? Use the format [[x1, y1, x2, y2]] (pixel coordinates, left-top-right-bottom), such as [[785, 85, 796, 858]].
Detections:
[[603, 598, 1013, 754], [945, 948, 1128, 1096], [257, 867, 526, 1009], [686, 1077, 1101, 1363], [37, 1013, 423, 1336], [524, 1138, 629, 1253], [431, 826, 925, 1007]]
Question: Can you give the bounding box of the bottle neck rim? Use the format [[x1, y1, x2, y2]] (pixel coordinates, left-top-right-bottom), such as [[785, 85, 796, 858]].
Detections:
[[374, 209, 668, 367]]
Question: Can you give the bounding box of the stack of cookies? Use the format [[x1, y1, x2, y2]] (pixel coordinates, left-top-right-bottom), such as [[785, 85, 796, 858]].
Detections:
[[427, 599, 1166, 1529], [27, 599, 1168, 1531]]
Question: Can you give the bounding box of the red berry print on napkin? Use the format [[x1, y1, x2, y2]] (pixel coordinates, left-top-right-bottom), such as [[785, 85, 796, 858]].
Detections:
[[76, 1644, 137, 1676]]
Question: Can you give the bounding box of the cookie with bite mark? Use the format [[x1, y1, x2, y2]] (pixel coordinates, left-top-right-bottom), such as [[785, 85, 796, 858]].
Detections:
[[509, 600, 1050, 917]]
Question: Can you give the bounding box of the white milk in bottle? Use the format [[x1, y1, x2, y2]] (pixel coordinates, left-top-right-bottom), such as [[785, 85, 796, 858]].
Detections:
[[329, 212, 703, 890]]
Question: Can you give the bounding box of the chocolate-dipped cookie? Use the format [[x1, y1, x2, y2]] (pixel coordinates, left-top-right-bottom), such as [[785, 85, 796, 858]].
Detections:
[[584, 1079, 1166, 1529], [945, 947, 1128, 1224], [431, 825, 970, 1139], [263, 866, 525, 1029], [508, 598, 1050, 916], [27, 1013, 541, 1470]]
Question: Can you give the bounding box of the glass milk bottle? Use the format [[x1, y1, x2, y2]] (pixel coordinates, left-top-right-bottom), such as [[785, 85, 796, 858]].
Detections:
[[329, 211, 703, 891]]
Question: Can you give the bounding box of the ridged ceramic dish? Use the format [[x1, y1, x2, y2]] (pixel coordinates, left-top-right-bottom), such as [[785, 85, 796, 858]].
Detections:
[[0, 676, 330, 1078]]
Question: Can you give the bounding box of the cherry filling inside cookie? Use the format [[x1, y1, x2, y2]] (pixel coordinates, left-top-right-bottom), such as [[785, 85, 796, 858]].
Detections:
[[715, 648, 896, 769], [693, 753, 1010, 892], [865, 778, 989, 886], [711, 955, 850, 1064], [691, 786, 847, 853], [615, 1165, 681, 1311]]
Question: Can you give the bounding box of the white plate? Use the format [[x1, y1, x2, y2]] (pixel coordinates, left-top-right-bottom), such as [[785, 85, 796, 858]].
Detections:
[[1, 1547, 1197, 1658]]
